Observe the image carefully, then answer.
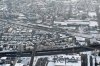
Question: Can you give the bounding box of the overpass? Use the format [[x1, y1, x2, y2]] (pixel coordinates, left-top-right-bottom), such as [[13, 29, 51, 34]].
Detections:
[[0, 44, 100, 57]]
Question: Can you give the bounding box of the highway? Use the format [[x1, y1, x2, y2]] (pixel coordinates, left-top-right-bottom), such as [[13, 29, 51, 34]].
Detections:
[[1, 19, 100, 57], [0, 44, 100, 57]]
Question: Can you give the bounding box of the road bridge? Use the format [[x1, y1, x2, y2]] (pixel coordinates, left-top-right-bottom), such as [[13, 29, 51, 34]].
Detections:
[[0, 44, 100, 57]]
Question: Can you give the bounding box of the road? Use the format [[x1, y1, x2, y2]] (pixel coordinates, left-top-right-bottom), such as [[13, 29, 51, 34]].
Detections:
[[0, 44, 100, 57]]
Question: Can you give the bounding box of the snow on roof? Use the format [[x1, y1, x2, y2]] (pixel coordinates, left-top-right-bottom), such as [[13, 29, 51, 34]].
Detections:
[[0, 7, 6, 10], [27, 4, 31, 6], [75, 36, 85, 41], [54, 20, 89, 25], [67, 22, 89, 25], [88, 12, 96, 16], [54, 21, 67, 25], [96, 56, 100, 64], [18, 13, 25, 17], [35, 1, 46, 6], [89, 21, 98, 26], [15, 63, 24, 66], [2, 64, 10, 66], [48, 62, 55, 66], [29, 29, 32, 32], [1, 57, 7, 59], [67, 20, 89, 22]]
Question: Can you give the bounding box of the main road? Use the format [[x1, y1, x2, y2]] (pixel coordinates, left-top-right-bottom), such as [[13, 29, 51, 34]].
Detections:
[[0, 44, 100, 57]]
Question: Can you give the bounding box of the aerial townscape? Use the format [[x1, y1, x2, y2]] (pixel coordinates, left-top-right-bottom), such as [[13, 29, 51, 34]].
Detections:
[[0, 0, 100, 66]]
